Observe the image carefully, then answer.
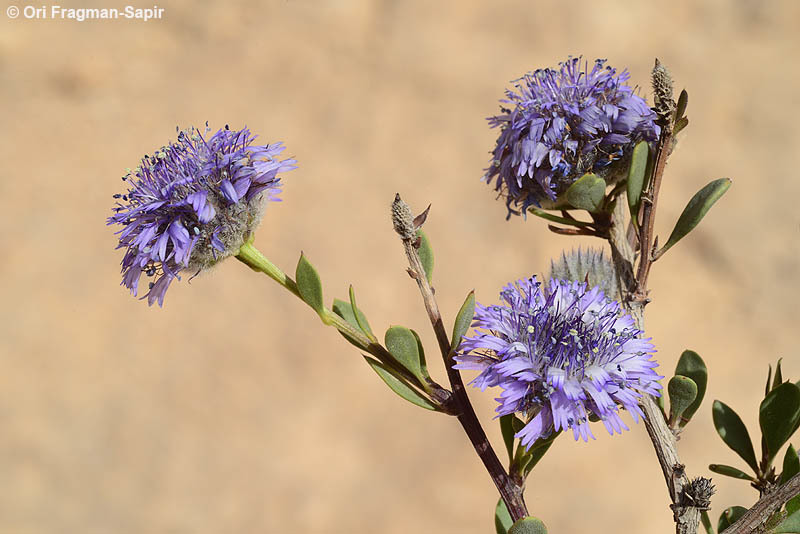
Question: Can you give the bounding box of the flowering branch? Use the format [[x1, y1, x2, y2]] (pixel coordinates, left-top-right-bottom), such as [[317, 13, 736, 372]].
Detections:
[[723, 473, 800, 534], [391, 194, 529, 523]]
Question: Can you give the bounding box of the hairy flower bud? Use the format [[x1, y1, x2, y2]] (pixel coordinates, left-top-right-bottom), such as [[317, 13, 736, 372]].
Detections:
[[652, 58, 675, 124], [549, 248, 619, 302], [108, 124, 297, 306]]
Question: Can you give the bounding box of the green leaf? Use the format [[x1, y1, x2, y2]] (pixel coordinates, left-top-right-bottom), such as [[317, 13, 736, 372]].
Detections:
[[782, 445, 800, 485], [349, 285, 375, 338], [363, 357, 436, 411], [767, 364, 774, 396], [674, 116, 689, 135], [384, 326, 428, 382], [565, 173, 606, 212], [774, 358, 785, 391], [701, 510, 715, 534], [452, 290, 475, 351], [760, 383, 800, 464], [521, 432, 559, 477], [416, 230, 434, 283], [500, 414, 519, 462], [495, 499, 513, 534], [676, 89, 689, 122], [713, 400, 759, 473], [660, 178, 731, 256], [332, 298, 371, 349], [675, 350, 709, 426], [668, 375, 698, 427], [296, 253, 324, 315], [508, 517, 548, 534], [718, 506, 747, 533], [627, 141, 650, 222], [708, 463, 755, 481], [774, 508, 800, 533]]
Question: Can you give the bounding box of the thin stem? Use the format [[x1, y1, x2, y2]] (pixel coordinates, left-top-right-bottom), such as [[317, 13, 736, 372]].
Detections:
[[634, 119, 673, 300], [236, 239, 301, 298], [723, 473, 800, 534], [391, 195, 528, 522]]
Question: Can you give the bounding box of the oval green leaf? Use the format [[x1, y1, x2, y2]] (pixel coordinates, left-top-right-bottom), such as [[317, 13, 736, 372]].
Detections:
[[782, 444, 800, 485], [773, 358, 785, 392], [508, 517, 548, 534], [668, 375, 698, 426], [712, 400, 759, 473], [774, 508, 800, 533], [495, 499, 513, 534], [627, 141, 650, 221], [296, 253, 324, 315], [760, 382, 800, 464], [385, 325, 427, 382], [348, 285, 375, 339], [521, 432, 559, 477], [332, 295, 374, 349], [660, 178, 731, 256], [363, 356, 436, 411], [676, 89, 689, 122], [452, 290, 475, 351], [416, 230, 434, 283], [701, 511, 714, 534], [565, 173, 606, 212], [709, 463, 755, 481], [718, 506, 747, 533], [500, 414, 517, 462], [675, 350, 708, 426]]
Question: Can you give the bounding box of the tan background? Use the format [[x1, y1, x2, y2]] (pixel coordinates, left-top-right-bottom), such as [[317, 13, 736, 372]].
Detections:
[[1, 0, 799, 532]]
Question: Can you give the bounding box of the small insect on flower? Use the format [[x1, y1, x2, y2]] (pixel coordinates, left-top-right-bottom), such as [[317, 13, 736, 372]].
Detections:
[[108, 124, 297, 306], [484, 57, 659, 216], [455, 276, 661, 448]]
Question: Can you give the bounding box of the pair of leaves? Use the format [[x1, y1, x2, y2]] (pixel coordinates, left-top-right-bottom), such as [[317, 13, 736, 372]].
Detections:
[[712, 379, 800, 480], [365, 325, 435, 411], [668, 350, 708, 427]]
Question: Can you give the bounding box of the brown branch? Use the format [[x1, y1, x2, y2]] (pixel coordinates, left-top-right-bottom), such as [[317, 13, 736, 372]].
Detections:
[[634, 108, 674, 300], [723, 473, 800, 534], [609, 199, 700, 534], [391, 194, 529, 522]]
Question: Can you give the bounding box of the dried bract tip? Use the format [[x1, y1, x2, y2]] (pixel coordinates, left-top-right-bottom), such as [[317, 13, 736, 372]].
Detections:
[[683, 477, 715, 510], [549, 248, 619, 302], [652, 59, 675, 123], [391, 194, 416, 240]]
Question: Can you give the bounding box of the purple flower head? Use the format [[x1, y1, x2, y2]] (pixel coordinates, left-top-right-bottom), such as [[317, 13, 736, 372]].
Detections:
[[455, 276, 661, 448], [108, 124, 297, 306], [485, 57, 659, 216]]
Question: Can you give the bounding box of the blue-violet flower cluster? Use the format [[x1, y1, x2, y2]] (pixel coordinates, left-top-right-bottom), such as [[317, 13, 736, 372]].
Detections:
[[485, 57, 659, 215], [108, 125, 296, 306], [455, 276, 661, 448]]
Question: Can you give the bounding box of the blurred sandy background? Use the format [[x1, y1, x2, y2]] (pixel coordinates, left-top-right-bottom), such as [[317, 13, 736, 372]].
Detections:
[[1, 0, 799, 532]]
